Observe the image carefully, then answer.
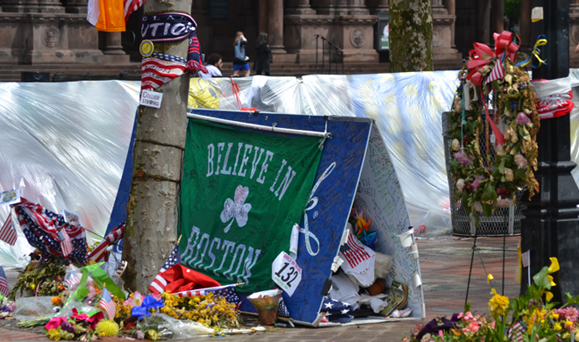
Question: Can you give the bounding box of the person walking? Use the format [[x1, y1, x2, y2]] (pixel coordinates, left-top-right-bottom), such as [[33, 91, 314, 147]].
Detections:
[[233, 31, 250, 77], [253, 32, 271, 76], [199, 53, 223, 78]]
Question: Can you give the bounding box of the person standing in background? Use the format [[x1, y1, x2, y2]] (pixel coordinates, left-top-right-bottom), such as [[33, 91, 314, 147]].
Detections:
[[233, 31, 250, 77], [199, 53, 223, 78], [253, 32, 271, 76]]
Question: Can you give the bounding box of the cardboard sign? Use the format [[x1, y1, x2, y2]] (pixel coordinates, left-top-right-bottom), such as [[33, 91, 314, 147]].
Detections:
[[0, 189, 20, 206], [140, 90, 163, 108], [272, 252, 302, 297]]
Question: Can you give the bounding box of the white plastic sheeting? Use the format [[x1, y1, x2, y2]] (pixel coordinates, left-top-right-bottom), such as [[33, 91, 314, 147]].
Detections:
[[0, 81, 140, 266], [3, 71, 579, 266]]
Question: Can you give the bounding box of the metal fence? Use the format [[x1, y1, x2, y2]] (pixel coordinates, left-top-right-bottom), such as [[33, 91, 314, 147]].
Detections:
[[442, 112, 524, 237]]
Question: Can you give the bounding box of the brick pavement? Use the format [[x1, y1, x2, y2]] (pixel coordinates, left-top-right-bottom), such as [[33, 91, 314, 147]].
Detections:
[[0, 235, 520, 342]]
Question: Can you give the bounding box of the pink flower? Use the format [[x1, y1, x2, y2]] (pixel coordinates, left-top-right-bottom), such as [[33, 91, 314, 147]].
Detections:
[[412, 323, 424, 336], [438, 330, 444, 338], [515, 112, 531, 125], [45, 316, 67, 330], [514, 154, 527, 169], [457, 312, 463, 319], [453, 151, 474, 165], [471, 175, 484, 192], [469, 322, 479, 333], [490, 321, 495, 329]]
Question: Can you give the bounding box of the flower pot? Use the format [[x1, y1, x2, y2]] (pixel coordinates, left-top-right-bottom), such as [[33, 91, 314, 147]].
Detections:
[[247, 289, 282, 325]]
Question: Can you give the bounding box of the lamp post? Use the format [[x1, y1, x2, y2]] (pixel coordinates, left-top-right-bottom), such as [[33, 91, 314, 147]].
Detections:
[[521, 0, 579, 302]]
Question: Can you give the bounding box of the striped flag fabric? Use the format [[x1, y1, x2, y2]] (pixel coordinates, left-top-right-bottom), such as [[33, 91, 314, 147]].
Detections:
[[0, 214, 17, 246], [57, 228, 74, 257], [64, 272, 80, 289], [99, 288, 116, 319], [340, 233, 372, 268], [0, 266, 9, 296], [88, 222, 125, 262], [507, 321, 525, 342], [485, 52, 506, 84], [148, 244, 181, 293], [174, 284, 241, 306], [141, 53, 187, 91], [123, 0, 144, 23]]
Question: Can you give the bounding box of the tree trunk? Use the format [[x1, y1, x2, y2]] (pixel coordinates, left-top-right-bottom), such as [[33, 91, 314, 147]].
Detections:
[[389, 0, 433, 72], [121, 0, 192, 293]]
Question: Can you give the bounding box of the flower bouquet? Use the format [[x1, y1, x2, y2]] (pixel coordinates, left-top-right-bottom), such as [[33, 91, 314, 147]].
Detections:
[[402, 257, 579, 342]]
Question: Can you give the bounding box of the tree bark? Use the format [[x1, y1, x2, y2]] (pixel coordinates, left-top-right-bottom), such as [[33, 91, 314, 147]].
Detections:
[[122, 0, 192, 293], [389, 0, 433, 72]]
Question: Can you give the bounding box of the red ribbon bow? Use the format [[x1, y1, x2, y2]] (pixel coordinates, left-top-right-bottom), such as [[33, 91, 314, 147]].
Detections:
[[466, 31, 519, 86]]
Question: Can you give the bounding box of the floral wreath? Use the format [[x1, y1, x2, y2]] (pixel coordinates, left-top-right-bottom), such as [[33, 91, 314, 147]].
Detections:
[[448, 31, 540, 217]]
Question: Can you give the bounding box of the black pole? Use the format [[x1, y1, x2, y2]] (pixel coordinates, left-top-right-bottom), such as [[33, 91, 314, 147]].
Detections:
[[520, 0, 579, 303]]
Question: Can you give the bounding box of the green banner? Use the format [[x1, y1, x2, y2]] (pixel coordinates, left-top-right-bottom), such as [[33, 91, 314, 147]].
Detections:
[[179, 120, 323, 292]]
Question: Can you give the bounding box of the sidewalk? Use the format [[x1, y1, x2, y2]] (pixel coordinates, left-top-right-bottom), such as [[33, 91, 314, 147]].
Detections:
[[0, 235, 520, 342]]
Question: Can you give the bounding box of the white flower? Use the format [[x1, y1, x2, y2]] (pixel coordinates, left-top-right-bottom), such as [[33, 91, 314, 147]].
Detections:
[[473, 201, 483, 213], [451, 139, 461, 151], [504, 168, 514, 182], [497, 198, 510, 208], [514, 154, 528, 169], [456, 179, 465, 192]]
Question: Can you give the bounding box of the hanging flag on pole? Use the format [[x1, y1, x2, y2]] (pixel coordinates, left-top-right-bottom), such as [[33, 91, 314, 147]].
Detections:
[[141, 53, 187, 91]]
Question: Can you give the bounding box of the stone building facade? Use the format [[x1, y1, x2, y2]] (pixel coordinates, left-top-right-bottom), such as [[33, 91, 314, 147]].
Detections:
[[1, 0, 578, 71]]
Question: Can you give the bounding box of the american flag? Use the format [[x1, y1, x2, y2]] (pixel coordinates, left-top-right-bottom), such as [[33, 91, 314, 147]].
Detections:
[[485, 52, 506, 84], [141, 53, 187, 91], [88, 222, 125, 262], [278, 298, 291, 317], [340, 233, 372, 268], [64, 272, 80, 289], [99, 288, 116, 319], [320, 297, 354, 323], [57, 228, 73, 257], [0, 213, 17, 246], [507, 321, 525, 342], [175, 284, 241, 306], [123, 0, 144, 23], [0, 267, 9, 296], [14, 198, 86, 263], [148, 244, 180, 293]]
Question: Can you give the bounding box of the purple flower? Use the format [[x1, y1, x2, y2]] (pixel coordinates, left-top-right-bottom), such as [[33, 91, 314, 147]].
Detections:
[[453, 151, 473, 165], [134, 331, 145, 340], [471, 175, 484, 192], [515, 112, 531, 125], [61, 320, 76, 333]]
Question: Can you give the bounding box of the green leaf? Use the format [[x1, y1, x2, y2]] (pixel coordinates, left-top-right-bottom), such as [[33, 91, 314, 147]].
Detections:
[[532, 266, 551, 289], [464, 301, 471, 313]]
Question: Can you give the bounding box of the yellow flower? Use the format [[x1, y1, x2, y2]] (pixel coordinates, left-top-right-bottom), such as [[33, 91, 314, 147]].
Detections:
[[548, 257, 560, 274], [548, 275, 556, 287], [47, 329, 61, 341], [554, 322, 563, 331], [487, 274, 494, 284], [545, 291, 554, 303], [489, 288, 509, 315]]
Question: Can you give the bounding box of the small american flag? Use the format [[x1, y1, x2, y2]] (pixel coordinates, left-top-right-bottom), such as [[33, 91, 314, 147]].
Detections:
[[507, 321, 525, 342], [0, 267, 9, 296], [148, 244, 181, 293], [485, 52, 506, 84], [88, 222, 125, 262], [141, 53, 187, 91], [340, 233, 372, 268], [175, 284, 241, 306], [64, 272, 80, 289], [99, 288, 116, 319], [0, 214, 17, 246], [57, 228, 73, 257]]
